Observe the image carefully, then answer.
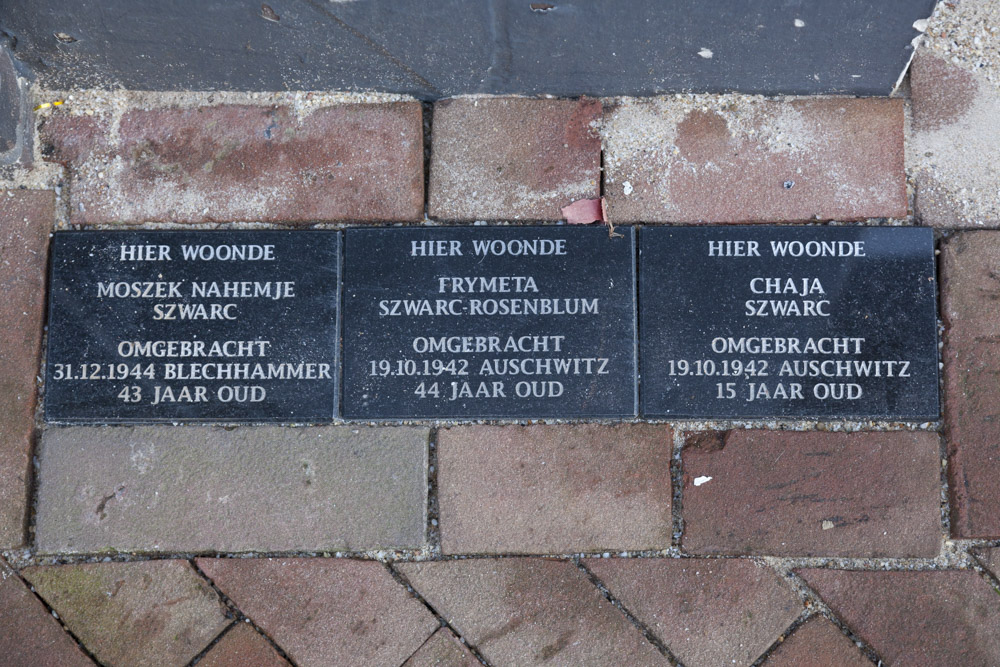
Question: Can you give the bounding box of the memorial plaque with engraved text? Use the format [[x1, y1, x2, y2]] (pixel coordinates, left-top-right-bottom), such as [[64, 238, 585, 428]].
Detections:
[[640, 226, 938, 419], [45, 231, 339, 422], [342, 226, 637, 419]]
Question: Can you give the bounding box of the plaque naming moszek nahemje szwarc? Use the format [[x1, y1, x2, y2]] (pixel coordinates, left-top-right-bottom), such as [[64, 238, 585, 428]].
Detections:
[[639, 226, 939, 419], [341, 226, 637, 419], [44, 231, 340, 422]]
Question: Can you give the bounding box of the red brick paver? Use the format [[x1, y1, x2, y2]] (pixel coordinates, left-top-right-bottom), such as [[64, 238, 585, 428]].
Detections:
[[941, 232, 1000, 538], [602, 97, 905, 223], [587, 558, 801, 667], [397, 558, 668, 666], [0, 558, 95, 667], [973, 547, 1000, 580], [197, 623, 290, 667], [438, 424, 672, 554], [762, 615, 872, 667], [681, 430, 942, 557], [22, 560, 228, 667], [35, 426, 428, 554], [402, 628, 480, 667], [428, 97, 601, 221], [0, 190, 52, 548], [197, 558, 437, 667], [798, 569, 1000, 666], [41, 102, 423, 224]]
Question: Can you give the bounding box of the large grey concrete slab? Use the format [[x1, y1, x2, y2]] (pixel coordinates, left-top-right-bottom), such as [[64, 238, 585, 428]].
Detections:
[[2, 0, 936, 97], [35, 425, 429, 554]]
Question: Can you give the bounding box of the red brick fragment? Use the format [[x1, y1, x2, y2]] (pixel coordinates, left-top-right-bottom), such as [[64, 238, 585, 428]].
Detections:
[[428, 97, 601, 220], [397, 558, 667, 666], [0, 558, 95, 667], [197, 558, 437, 667], [587, 557, 801, 667], [603, 97, 906, 223], [438, 424, 673, 554], [198, 623, 289, 667], [41, 103, 424, 224], [798, 569, 1000, 667], [941, 232, 1000, 538], [0, 190, 53, 548], [762, 615, 872, 667], [402, 628, 479, 667], [22, 560, 228, 667], [681, 430, 942, 557]]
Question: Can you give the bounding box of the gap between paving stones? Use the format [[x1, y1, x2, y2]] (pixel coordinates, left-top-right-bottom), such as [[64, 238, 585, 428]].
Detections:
[[187, 559, 297, 667]]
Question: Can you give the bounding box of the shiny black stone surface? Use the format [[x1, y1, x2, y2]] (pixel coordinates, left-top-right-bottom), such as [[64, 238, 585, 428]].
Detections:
[[45, 230, 340, 422], [341, 226, 637, 419], [639, 226, 939, 419]]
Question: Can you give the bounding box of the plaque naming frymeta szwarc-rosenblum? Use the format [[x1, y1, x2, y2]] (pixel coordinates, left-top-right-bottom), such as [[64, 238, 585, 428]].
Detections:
[[639, 226, 939, 419], [44, 231, 340, 422], [341, 226, 637, 419]]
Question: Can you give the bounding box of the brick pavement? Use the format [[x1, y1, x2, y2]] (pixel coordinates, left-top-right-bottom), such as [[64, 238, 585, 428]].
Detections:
[[5, 2, 1000, 662]]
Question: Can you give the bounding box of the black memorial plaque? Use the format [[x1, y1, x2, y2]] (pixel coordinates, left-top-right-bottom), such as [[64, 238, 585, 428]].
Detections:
[[45, 231, 340, 422], [342, 227, 637, 419], [640, 226, 939, 419]]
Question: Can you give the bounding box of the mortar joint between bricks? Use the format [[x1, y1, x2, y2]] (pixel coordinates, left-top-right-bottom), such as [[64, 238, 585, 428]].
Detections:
[[426, 427, 441, 556], [385, 562, 493, 666], [776, 566, 888, 666], [574, 558, 683, 666], [188, 559, 300, 666], [748, 608, 814, 667]]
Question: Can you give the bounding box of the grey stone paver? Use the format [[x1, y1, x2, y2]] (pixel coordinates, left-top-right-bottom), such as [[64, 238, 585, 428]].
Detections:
[[35, 426, 428, 553], [22, 560, 228, 667]]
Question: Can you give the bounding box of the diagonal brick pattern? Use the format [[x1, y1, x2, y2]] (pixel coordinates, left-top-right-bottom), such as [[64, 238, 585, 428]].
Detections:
[[438, 424, 673, 554], [397, 558, 668, 665], [22, 560, 229, 667], [587, 558, 802, 666], [799, 569, 1000, 666], [196, 622, 290, 667], [973, 547, 1000, 580], [761, 615, 873, 666], [197, 558, 438, 667], [0, 558, 95, 667], [402, 628, 480, 667]]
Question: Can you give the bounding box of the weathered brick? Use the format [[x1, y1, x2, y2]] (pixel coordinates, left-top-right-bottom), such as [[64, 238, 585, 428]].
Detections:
[[798, 569, 1000, 666], [397, 559, 667, 666], [197, 558, 437, 667], [197, 623, 289, 667], [909, 1, 1000, 228], [973, 547, 1000, 581], [0, 558, 95, 667], [0, 190, 53, 548], [762, 616, 872, 667], [603, 97, 905, 223], [22, 560, 228, 667], [428, 97, 601, 220], [402, 628, 479, 667], [941, 233, 1000, 538], [587, 558, 801, 667], [681, 430, 941, 557], [35, 426, 428, 553], [41, 102, 423, 224], [438, 424, 672, 554]]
